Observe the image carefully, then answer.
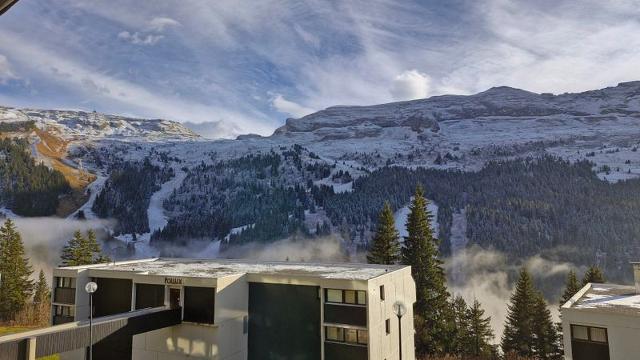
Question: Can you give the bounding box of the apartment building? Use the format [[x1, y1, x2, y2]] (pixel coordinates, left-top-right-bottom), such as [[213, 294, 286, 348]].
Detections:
[[49, 258, 416, 360], [561, 263, 640, 360]]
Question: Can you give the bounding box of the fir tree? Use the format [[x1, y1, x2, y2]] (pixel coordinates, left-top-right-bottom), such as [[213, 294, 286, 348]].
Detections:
[[450, 296, 471, 355], [559, 270, 580, 308], [401, 185, 450, 355], [60, 230, 110, 266], [501, 268, 536, 357], [582, 265, 605, 286], [0, 219, 34, 320], [33, 269, 51, 325], [467, 299, 495, 358], [531, 293, 562, 360], [367, 201, 401, 265]]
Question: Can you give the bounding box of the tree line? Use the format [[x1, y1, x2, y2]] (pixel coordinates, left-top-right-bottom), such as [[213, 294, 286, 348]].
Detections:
[[0, 219, 110, 325], [367, 186, 606, 360]]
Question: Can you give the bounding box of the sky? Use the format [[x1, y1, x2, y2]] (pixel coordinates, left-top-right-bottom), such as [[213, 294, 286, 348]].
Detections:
[[1, 0, 640, 138]]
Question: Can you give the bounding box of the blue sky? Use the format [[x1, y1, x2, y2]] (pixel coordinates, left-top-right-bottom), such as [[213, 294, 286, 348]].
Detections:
[[1, 0, 640, 138]]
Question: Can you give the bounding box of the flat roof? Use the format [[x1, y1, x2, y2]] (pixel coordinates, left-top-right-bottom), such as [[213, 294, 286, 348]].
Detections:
[[566, 283, 640, 316], [59, 258, 406, 281]]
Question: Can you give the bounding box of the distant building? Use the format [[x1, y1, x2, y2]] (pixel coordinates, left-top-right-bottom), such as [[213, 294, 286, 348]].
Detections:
[[46, 258, 416, 360], [561, 263, 640, 360]]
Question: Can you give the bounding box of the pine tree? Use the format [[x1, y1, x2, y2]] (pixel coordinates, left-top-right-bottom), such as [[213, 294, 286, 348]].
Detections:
[[467, 299, 495, 358], [367, 201, 401, 265], [501, 268, 536, 357], [581, 266, 605, 287], [450, 296, 471, 355], [401, 185, 450, 355], [33, 269, 51, 325], [60, 230, 110, 266], [0, 219, 34, 320], [531, 293, 562, 360], [559, 270, 580, 308]]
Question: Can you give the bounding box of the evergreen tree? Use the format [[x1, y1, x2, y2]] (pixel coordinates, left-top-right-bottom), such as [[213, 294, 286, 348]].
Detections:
[[367, 201, 401, 265], [33, 270, 50, 305], [531, 293, 562, 360], [502, 268, 536, 357], [60, 230, 110, 266], [559, 270, 580, 308], [33, 269, 51, 325], [0, 219, 34, 320], [467, 299, 495, 358], [450, 296, 471, 355], [401, 185, 450, 355], [582, 266, 605, 287]]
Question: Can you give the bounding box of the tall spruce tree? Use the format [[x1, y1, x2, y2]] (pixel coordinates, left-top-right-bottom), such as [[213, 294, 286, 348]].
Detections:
[[33, 269, 51, 325], [450, 296, 471, 355], [581, 266, 605, 287], [401, 185, 450, 355], [467, 299, 495, 358], [367, 202, 401, 265], [531, 293, 562, 360], [501, 268, 536, 357], [0, 219, 34, 320], [60, 230, 110, 266], [559, 270, 580, 308]]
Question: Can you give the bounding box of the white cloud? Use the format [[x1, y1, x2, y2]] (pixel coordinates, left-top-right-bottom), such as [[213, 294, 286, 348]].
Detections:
[[391, 69, 431, 100], [147, 17, 181, 32], [272, 94, 314, 118], [0, 54, 17, 83], [118, 31, 164, 46]]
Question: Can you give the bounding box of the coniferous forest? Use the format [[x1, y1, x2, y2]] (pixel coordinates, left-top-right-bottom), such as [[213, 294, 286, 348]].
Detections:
[[0, 138, 70, 216]]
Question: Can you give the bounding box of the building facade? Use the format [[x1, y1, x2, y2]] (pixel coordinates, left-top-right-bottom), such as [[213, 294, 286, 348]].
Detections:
[[50, 258, 417, 360], [561, 263, 640, 360]]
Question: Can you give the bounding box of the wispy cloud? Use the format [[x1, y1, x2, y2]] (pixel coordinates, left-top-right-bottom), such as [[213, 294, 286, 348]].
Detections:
[[0, 0, 639, 137], [0, 54, 17, 83]]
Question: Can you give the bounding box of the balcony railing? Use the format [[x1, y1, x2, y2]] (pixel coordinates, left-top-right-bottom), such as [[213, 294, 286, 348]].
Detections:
[[52, 315, 74, 325], [53, 287, 76, 305]]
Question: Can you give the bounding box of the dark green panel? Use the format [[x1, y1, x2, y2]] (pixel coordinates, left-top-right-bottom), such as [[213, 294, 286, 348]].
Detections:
[[571, 341, 610, 360], [324, 342, 368, 360], [248, 283, 320, 360], [94, 278, 132, 317], [135, 284, 165, 310], [183, 286, 215, 324], [323, 304, 367, 327]]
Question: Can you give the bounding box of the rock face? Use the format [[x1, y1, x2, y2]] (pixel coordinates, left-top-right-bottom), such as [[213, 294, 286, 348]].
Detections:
[[273, 82, 640, 138]]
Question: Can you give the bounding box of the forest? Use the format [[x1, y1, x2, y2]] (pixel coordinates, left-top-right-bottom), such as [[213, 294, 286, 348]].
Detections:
[[0, 138, 70, 216]]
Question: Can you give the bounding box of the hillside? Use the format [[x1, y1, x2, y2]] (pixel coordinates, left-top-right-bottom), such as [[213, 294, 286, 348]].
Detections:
[[2, 82, 640, 282]]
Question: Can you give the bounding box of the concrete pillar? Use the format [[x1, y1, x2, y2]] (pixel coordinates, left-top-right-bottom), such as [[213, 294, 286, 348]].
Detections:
[[25, 337, 36, 360]]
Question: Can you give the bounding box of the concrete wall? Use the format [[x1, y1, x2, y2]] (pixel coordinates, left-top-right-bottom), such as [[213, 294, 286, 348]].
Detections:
[[367, 267, 416, 360], [562, 308, 640, 360]]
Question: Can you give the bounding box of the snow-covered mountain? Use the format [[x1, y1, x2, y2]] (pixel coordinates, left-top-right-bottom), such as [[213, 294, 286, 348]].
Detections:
[[0, 106, 200, 141]]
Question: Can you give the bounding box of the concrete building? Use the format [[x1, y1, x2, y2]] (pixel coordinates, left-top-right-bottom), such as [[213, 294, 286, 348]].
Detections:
[[46, 258, 416, 360], [561, 263, 640, 360]]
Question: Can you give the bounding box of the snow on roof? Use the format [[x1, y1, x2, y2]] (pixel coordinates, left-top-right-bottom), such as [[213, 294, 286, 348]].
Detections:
[[569, 283, 640, 315], [70, 258, 405, 281]]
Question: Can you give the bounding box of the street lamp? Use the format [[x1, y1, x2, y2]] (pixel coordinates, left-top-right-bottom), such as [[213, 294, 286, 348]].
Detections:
[[85, 281, 98, 360], [393, 301, 407, 360]]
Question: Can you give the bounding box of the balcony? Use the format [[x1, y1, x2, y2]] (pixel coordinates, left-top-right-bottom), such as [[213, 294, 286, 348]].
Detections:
[[324, 303, 367, 327], [54, 287, 76, 305], [53, 315, 74, 325]]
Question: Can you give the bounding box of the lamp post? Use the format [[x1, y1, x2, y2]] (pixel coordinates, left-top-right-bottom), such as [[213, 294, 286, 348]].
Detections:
[[393, 301, 407, 360], [85, 281, 98, 360]]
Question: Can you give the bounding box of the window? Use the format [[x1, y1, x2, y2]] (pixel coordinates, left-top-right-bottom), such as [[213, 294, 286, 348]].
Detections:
[[345, 328, 358, 343], [135, 283, 165, 310], [325, 289, 367, 305], [325, 326, 368, 346], [183, 286, 215, 324], [326, 326, 344, 341], [54, 305, 74, 317], [571, 325, 608, 344], [56, 277, 76, 288], [385, 319, 391, 334], [327, 289, 343, 303], [590, 327, 608, 343], [571, 325, 588, 340], [380, 285, 385, 301], [357, 330, 368, 344]]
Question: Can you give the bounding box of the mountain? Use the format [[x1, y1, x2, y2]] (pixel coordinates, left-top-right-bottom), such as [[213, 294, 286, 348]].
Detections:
[[2, 82, 640, 283]]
